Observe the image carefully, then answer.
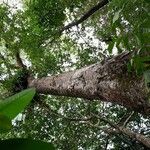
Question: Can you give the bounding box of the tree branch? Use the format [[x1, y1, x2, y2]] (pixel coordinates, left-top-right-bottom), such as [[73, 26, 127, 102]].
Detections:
[[117, 111, 134, 127], [60, 0, 109, 33], [37, 99, 92, 122], [92, 113, 150, 148], [15, 51, 26, 69], [45, 0, 109, 46]]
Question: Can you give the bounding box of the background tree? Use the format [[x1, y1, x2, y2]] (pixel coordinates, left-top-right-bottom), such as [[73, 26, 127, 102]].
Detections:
[[0, 0, 150, 149]]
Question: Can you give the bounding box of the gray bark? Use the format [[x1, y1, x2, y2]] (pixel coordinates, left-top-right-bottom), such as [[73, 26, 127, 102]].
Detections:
[[28, 52, 150, 115]]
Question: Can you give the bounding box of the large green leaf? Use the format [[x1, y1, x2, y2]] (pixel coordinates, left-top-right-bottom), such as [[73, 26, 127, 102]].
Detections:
[[0, 88, 36, 119], [0, 114, 12, 133], [0, 138, 55, 150]]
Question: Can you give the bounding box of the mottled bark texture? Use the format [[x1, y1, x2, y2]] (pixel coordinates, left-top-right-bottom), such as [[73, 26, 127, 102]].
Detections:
[[28, 52, 150, 115]]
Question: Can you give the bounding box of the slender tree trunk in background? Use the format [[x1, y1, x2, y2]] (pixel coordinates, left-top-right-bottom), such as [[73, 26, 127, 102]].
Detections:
[[117, 127, 150, 148], [28, 52, 150, 115], [90, 114, 150, 148]]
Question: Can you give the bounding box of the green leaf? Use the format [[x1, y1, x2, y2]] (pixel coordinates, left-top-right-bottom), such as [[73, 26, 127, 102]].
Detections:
[[123, 35, 130, 50], [108, 41, 115, 54], [0, 114, 12, 133], [0, 88, 36, 119], [0, 138, 55, 150], [144, 0, 150, 3], [113, 10, 122, 24]]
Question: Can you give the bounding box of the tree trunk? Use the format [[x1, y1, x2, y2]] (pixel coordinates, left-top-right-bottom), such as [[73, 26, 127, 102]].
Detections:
[[118, 127, 150, 148], [28, 52, 150, 115]]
